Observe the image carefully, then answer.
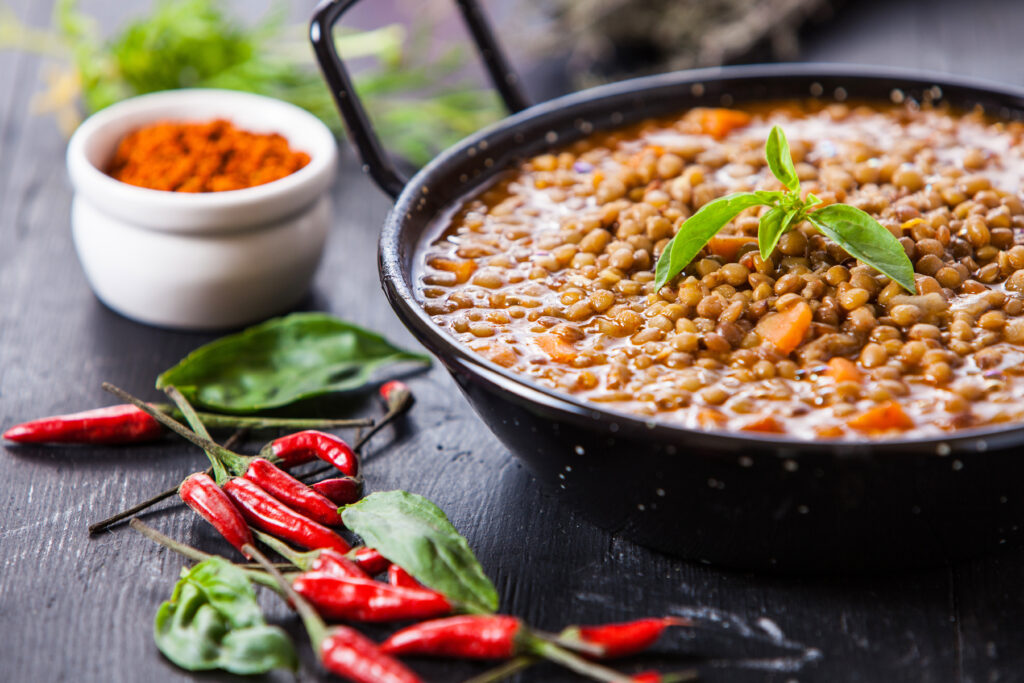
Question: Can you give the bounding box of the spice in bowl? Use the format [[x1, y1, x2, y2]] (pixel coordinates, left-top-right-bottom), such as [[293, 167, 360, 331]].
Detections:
[[107, 119, 310, 192]]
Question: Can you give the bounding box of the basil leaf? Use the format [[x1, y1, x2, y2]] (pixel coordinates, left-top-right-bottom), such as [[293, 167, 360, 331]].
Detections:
[[757, 205, 799, 260], [157, 313, 431, 413], [653, 193, 773, 290], [808, 204, 917, 293], [154, 558, 296, 675], [765, 125, 800, 192], [342, 491, 499, 614]]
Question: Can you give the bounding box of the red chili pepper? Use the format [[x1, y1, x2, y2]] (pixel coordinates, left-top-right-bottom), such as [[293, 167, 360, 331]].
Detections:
[[387, 564, 420, 589], [222, 477, 351, 555], [379, 380, 412, 412], [293, 572, 451, 622], [631, 671, 661, 682], [320, 625, 423, 683], [310, 548, 369, 579], [379, 615, 521, 659], [311, 477, 363, 506], [265, 430, 358, 476], [3, 404, 162, 444], [349, 547, 390, 575], [575, 617, 690, 659], [179, 472, 254, 557], [242, 457, 342, 526]]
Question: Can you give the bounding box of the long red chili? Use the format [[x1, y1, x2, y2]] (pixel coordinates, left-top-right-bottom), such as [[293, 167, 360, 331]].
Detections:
[[320, 625, 422, 683], [349, 547, 391, 575], [575, 617, 690, 659], [292, 572, 451, 622], [379, 615, 521, 659], [310, 548, 369, 580], [178, 472, 254, 557], [387, 564, 420, 589], [3, 404, 162, 444], [311, 477, 363, 506], [222, 477, 351, 555], [242, 457, 342, 526], [264, 430, 358, 476]]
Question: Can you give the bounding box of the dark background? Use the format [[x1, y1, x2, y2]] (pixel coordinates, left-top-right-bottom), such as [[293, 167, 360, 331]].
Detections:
[[3, 1, 1024, 681]]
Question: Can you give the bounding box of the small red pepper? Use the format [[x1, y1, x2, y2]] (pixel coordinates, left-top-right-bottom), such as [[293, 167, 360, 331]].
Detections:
[[242, 457, 342, 526], [293, 572, 451, 622], [179, 472, 254, 558], [3, 404, 163, 444], [320, 625, 423, 683], [222, 477, 351, 555], [349, 547, 391, 575], [380, 615, 521, 659], [310, 548, 369, 580], [387, 564, 420, 589], [265, 430, 358, 476], [575, 617, 690, 659], [311, 476, 363, 506], [379, 380, 412, 412]]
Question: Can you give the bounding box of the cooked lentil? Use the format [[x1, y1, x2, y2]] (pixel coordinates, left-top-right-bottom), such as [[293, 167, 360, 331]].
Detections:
[[416, 101, 1024, 439]]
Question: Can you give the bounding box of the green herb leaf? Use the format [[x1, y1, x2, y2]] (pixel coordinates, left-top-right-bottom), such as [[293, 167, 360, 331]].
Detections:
[[654, 193, 774, 290], [757, 205, 799, 260], [341, 491, 499, 614], [765, 125, 800, 192], [156, 313, 431, 413], [808, 204, 917, 292], [154, 558, 297, 674]]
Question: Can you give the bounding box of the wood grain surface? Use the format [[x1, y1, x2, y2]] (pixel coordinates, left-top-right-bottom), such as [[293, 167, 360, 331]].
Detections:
[[2, 1, 1024, 681]]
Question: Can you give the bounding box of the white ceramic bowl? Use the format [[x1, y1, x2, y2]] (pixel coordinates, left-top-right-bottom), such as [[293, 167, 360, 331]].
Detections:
[[67, 88, 337, 330]]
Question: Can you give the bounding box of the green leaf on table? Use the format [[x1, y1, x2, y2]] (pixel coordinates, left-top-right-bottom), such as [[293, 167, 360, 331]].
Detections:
[[653, 193, 774, 290], [154, 558, 296, 675], [341, 491, 499, 614], [765, 125, 800, 192], [156, 313, 431, 413], [808, 204, 917, 293]]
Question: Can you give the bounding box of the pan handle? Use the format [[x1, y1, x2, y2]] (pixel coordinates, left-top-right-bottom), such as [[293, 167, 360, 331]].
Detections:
[[310, 0, 530, 199]]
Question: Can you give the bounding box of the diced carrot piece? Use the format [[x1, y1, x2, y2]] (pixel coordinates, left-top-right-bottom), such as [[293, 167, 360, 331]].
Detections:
[[698, 409, 727, 429], [815, 424, 846, 439], [755, 301, 813, 354], [429, 258, 476, 284], [825, 357, 862, 383], [532, 334, 577, 364], [740, 415, 785, 433], [847, 401, 915, 433], [476, 345, 518, 368], [708, 234, 757, 262], [693, 108, 753, 139]]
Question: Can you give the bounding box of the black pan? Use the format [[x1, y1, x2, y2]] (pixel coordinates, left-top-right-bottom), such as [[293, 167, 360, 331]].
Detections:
[[311, 0, 1024, 572]]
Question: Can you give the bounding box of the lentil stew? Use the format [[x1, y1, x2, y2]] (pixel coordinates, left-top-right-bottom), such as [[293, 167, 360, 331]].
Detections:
[[414, 101, 1024, 441]]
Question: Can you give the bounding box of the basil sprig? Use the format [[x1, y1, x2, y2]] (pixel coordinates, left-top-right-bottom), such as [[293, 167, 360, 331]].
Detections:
[[341, 490, 499, 614], [653, 125, 916, 293], [154, 558, 297, 675]]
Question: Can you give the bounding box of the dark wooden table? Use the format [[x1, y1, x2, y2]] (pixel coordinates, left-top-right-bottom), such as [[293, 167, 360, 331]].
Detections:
[[3, 1, 1024, 681]]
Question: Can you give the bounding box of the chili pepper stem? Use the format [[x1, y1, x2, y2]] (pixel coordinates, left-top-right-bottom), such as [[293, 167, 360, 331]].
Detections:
[[127, 518, 281, 590], [525, 638, 632, 683], [102, 383, 242, 473], [252, 528, 317, 570], [87, 429, 247, 535], [246, 543, 328, 648], [165, 385, 249, 481], [531, 629, 607, 658], [461, 656, 536, 683], [152, 403, 374, 431]]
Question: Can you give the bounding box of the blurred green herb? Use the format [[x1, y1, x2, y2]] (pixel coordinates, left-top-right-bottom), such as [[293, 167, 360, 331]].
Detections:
[[1, 0, 502, 165]]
